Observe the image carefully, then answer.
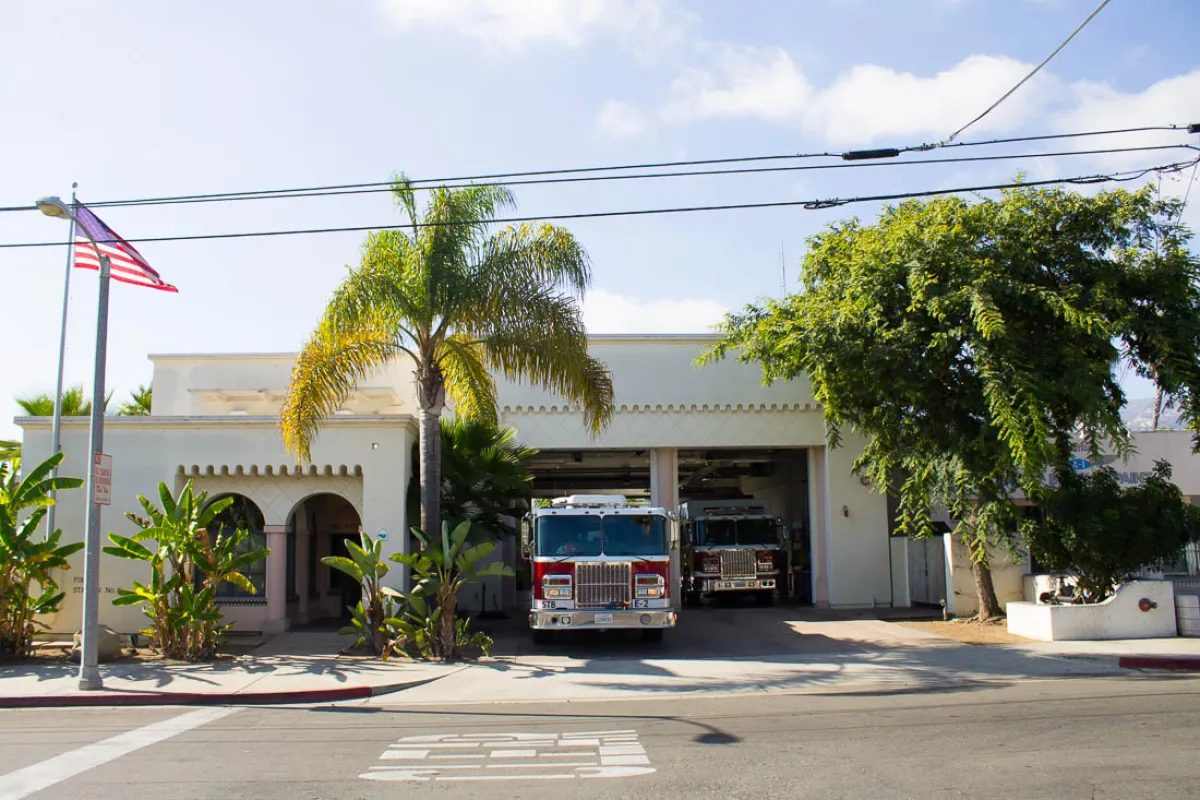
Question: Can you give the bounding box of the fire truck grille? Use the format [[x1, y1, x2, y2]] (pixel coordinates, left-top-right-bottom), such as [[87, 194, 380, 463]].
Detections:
[[721, 550, 757, 580], [575, 562, 632, 608]]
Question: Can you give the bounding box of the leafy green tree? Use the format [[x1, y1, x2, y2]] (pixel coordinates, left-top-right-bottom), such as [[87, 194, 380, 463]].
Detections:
[[0, 441, 18, 464], [703, 184, 1200, 619], [407, 418, 537, 541], [1024, 461, 1200, 602], [281, 176, 613, 536], [392, 520, 513, 660], [17, 386, 111, 417], [118, 384, 153, 416], [103, 482, 269, 661], [0, 453, 84, 658]]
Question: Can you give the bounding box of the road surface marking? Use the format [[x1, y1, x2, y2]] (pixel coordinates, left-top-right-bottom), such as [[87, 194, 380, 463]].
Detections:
[[0, 707, 240, 800], [360, 729, 655, 782]]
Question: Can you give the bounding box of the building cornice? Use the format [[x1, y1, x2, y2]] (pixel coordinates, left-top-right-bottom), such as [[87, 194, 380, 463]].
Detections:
[[501, 402, 820, 415], [15, 414, 416, 430]]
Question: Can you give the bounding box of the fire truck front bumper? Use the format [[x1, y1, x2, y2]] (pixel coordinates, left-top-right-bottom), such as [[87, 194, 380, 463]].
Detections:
[[699, 578, 776, 593], [529, 609, 677, 630]]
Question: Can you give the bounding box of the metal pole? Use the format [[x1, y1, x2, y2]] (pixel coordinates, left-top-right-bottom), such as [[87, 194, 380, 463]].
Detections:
[[46, 184, 77, 539], [77, 251, 110, 691]]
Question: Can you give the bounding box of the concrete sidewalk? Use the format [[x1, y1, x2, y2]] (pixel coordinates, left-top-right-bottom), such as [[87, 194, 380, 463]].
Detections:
[[1012, 636, 1200, 670], [0, 632, 465, 708], [365, 620, 1200, 707]]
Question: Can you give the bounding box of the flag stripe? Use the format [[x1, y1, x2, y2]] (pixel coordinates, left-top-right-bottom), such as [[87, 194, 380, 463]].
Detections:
[[70, 202, 176, 292]]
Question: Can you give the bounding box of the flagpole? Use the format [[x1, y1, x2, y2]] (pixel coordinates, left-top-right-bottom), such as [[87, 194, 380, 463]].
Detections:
[[46, 183, 77, 540]]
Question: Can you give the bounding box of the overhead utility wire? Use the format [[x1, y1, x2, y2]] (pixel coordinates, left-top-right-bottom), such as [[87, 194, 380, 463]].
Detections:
[[2, 156, 1193, 251], [943, 0, 1114, 144], [11, 145, 1188, 211], [0, 123, 1185, 214]]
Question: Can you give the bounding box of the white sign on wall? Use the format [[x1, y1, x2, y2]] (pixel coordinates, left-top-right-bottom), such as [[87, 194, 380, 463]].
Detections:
[[92, 452, 112, 506]]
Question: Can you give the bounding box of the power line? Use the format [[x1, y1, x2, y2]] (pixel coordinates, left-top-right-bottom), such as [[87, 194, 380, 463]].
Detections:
[[0, 123, 1186, 214], [944, 0, 1114, 144], [15, 144, 1189, 211], [2, 156, 1192, 251]]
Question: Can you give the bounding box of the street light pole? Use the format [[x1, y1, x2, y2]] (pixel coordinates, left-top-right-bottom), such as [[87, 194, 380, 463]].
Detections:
[[77, 250, 110, 690], [46, 184, 77, 541], [36, 195, 109, 691]]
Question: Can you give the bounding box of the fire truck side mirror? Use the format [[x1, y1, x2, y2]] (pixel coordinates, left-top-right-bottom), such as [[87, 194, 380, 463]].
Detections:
[[519, 517, 532, 560]]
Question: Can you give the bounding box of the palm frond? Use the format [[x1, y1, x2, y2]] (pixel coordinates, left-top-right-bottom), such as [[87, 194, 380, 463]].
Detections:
[[438, 333, 498, 424]]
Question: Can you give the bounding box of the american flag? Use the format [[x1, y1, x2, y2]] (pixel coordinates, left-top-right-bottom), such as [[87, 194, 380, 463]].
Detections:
[[72, 202, 177, 292]]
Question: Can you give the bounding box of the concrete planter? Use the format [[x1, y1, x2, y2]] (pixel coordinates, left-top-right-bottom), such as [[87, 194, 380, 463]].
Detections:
[[1006, 580, 1177, 641]]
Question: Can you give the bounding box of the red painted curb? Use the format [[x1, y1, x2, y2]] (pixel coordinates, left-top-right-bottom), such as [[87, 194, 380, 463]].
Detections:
[[1119, 656, 1200, 671], [0, 685, 373, 709]]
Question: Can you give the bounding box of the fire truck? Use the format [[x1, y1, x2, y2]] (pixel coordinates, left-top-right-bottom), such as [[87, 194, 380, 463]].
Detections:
[[679, 499, 786, 606], [520, 495, 678, 643]]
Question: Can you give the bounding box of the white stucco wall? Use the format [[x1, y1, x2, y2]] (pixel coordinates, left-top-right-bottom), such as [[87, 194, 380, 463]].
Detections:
[[19, 414, 413, 635], [822, 434, 893, 608]]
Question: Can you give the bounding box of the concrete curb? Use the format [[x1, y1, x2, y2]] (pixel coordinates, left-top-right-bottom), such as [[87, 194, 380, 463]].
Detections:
[[0, 670, 460, 709], [1118, 656, 1200, 671]]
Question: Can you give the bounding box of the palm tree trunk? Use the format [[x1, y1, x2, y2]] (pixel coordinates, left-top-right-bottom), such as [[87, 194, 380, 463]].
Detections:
[[416, 362, 446, 536]]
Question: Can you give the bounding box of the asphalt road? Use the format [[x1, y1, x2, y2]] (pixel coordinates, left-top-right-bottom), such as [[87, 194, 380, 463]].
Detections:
[[2, 675, 1199, 799]]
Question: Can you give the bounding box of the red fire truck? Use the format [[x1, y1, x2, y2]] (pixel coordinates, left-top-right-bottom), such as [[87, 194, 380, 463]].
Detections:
[[520, 495, 678, 643], [679, 499, 785, 606]]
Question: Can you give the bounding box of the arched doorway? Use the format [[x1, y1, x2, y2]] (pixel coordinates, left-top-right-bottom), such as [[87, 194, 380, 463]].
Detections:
[[287, 493, 363, 626], [204, 494, 268, 600]]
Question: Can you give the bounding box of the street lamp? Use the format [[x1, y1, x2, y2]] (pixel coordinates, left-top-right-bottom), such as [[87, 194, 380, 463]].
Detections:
[[37, 194, 110, 691]]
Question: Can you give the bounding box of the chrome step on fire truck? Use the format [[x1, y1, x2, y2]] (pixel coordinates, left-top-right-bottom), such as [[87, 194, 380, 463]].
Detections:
[[520, 495, 679, 644], [679, 499, 786, 606]]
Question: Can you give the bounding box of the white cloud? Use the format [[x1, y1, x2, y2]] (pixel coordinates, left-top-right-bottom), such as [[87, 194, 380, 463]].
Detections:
[[595, 100, 647, 140], [662, 48, 1060, 145], [378, 0, 688, 51], [582, 288, 727, 334]]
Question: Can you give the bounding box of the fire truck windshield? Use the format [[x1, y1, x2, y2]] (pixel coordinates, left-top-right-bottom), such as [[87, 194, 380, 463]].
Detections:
[[694, 517, 777, 547], [535, 514, 667, 557]]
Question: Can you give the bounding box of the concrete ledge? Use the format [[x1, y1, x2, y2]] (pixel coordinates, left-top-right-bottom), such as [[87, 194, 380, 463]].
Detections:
[[1007, 581, 1178, 641]]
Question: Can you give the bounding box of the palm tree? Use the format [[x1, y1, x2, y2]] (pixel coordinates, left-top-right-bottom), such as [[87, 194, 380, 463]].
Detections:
[[282, 177, 613, 534], [118, 384, 153, 416], [407, 418, 537, 540], [0, 440, 18, 464], [16, 386, 110, 417]]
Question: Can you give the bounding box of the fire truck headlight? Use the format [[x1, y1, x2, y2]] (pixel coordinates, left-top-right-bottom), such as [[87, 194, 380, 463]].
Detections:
[[702, 557, 720, 573], [543, 575, 572, 599], [757, 559, 774, 572], [634, 574, 664, 599]]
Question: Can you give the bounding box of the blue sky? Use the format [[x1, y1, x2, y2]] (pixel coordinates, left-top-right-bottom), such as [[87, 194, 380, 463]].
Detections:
[[2, 0, 1199, 439]]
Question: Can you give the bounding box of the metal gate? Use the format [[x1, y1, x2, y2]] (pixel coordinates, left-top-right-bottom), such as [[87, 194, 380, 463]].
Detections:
[[908, 536, 947, 606]]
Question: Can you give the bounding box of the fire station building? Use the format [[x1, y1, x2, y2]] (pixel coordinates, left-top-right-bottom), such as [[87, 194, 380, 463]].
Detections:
[[19, 333, 1198, 636]]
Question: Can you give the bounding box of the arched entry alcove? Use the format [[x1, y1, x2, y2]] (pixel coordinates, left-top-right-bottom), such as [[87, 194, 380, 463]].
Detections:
[[286, 493, 363, 625]]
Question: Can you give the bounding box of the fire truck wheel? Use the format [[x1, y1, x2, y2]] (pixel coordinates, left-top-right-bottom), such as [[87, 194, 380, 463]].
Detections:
[[532, 629, 555, 646], [641, 629, 664, 644], [754, 590, 776, 607]]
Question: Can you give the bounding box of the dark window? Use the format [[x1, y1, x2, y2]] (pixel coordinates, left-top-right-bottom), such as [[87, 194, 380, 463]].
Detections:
[[535, 514, 667, 557], [602, 514, 667, 556], [206, 495, 267, 599], [693, 518, 776, 547]]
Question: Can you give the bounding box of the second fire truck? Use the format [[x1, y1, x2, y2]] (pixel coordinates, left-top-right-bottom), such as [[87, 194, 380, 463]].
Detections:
[[678, 499, 786, 606], [520, 495, 678, 643]]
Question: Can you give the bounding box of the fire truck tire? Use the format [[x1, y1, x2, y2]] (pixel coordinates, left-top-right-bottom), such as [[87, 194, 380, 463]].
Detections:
[[754, 590, 776, 607], [532, 629, 555, 646], [641, 629, 664, 644]]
